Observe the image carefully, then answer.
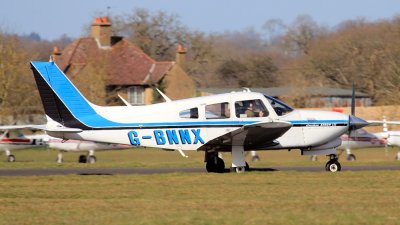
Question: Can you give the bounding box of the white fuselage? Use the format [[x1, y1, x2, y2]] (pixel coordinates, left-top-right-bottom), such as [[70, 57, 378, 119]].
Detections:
[[386, 131, 400, 147], [338, 130, 386, 150], [47, 92, 349, 154], [0, 133, 128, 153], [0, 135, 46, 151]]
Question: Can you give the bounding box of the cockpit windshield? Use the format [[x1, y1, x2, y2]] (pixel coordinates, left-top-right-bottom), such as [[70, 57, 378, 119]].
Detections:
[[264, 95, 294, 116]]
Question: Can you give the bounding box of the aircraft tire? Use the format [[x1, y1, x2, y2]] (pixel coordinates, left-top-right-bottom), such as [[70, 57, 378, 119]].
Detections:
[[78, 155, 87, 163], [7, 155, 15, 162], [325, 160, 341, 172], [245, 162, 250, 171], [206, 157, 225, 173], [347, 154, 356, 161], [235, 166, 245, 173], [87, 155, 96, 164]]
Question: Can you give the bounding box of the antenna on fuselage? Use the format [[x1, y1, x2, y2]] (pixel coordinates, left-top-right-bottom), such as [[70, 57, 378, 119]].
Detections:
[[118, 94, 132, 106], [242, 87, 251, 92], [156, 88, 172, 102]]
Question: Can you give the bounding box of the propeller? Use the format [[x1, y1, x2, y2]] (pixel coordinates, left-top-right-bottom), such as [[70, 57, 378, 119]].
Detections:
[[344, 82, 357, 161], [348, 82, 369, 132]]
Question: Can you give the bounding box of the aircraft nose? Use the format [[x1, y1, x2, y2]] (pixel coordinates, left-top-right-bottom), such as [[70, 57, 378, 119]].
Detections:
[[349, 115, 369, 130]]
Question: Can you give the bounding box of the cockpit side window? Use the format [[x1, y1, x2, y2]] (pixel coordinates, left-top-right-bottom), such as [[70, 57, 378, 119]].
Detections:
[[179, 107, 199, 119], [235, 99, 268, 118], [265, 95, 294, 116], [205, 102, 230, 119]]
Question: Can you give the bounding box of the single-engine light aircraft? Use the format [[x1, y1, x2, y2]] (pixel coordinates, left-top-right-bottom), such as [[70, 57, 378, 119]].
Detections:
[[30, 61, 368, 172], [0, 127, 45, 162], [338, 128, 387, 161]]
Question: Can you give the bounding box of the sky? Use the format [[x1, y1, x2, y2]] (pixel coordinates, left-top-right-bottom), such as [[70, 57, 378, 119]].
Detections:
[[0, 0, 399, 40]]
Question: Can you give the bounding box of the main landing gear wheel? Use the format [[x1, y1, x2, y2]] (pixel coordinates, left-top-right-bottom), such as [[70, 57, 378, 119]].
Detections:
[[235, 166, 245, 173], [78, 155, 87, 163], [347, 154, 356, 161], [205, 153, 225, 173], [87, 155, 97, 164], [325, 154, 341, 172], [7, 154, 15, 162]]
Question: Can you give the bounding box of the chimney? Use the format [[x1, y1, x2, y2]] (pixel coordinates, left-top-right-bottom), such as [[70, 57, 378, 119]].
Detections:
[[51, 46, 62, 63], [175, 43, 186, 70], [91, 16, 112, 47]]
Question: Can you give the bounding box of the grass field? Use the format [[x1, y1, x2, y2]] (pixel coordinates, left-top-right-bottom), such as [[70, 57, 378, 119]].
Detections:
[[0, 147, 400, 225]]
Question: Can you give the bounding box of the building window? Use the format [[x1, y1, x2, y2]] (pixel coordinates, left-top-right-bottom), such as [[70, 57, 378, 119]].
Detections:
[[128, 86, 144, 105]]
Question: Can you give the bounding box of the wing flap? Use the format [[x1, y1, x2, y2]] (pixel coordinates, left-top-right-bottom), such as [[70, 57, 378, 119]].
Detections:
[[199, 121, 292, 150]]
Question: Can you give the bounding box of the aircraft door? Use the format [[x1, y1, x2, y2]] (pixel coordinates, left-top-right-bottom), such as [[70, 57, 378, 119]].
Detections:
[[202, 101, 233, 148]]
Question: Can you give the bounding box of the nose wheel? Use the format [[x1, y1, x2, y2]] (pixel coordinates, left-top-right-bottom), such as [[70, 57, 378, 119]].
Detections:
[[325, 154, 341, 172]]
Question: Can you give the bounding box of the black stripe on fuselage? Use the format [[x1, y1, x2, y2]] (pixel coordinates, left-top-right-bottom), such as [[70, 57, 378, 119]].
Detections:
[[292, 123, 348, 127], [31, 63, 91, 130]]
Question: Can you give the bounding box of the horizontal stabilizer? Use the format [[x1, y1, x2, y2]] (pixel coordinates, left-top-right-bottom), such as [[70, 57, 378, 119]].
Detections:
[[0, 124, 47, 131], [0, 124, 82, 133]]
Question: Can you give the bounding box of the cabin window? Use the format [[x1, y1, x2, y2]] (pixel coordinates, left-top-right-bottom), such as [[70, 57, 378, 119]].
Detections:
[[235, 99, 268, 118], [128, 86, 144, 105], [179, 108, 199, 119], [205, 102, 230, 119], [264, 95, 293, 116]]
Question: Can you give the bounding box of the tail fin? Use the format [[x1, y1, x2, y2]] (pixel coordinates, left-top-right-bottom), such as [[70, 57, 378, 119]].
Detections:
[[31, 61, 142, 129], [30, 61, 96, 129]]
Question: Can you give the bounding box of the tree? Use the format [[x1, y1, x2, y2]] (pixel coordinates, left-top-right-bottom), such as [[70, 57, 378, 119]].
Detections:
[[282, 15, 324, 56], [113, 8, 188, 61], [0, 33, 43, 123], [69, 53, 109, 106], [216, 54, 278, 88]]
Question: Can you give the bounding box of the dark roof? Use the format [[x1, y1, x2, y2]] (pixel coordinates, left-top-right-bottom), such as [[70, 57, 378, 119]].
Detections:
[[198, 87, 370, 98], [57, 37, 174, 86]]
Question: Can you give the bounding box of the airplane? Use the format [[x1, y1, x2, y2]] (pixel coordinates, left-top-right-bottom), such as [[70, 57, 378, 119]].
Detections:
[[0, 125, 129, 163], [369, 119, 400, 160], [0, 127, 45, 162], [337, 128, 387, 161], [47, 137, 130, 163], [335, 118, 400, 161], [29, 61, 369, 173], [385, 132, 400, 160]]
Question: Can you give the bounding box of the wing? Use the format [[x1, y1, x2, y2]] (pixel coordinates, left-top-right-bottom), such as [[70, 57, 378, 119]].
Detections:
[[198, 121, 292, 151], [0, 124, 82, 133], [368, 120, 400, 126]]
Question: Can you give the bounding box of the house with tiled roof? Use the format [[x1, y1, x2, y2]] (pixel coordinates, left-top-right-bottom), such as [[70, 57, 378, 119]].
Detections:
[[52, 16, 196, 105]]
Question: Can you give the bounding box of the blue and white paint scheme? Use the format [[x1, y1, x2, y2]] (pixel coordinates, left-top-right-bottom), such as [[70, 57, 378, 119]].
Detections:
[[30, 61, 368, 172]]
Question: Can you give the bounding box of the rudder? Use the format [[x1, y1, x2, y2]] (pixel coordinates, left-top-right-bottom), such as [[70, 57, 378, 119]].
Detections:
[[30, 61, 92, 129]]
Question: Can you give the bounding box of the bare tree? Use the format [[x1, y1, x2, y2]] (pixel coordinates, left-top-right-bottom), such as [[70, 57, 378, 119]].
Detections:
[[0, 33, 42, 123], [113, 8, 188, 61]]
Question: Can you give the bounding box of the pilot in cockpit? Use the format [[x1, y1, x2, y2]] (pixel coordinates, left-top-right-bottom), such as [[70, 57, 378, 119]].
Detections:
[[245, 102, 256, 117]]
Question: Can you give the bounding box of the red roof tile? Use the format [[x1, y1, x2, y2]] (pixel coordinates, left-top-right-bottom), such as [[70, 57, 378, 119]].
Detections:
[[57, 37, 174, 86]]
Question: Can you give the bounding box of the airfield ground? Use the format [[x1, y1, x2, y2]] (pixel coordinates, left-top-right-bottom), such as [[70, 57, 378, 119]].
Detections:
[[0, 147, 400, 224]]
